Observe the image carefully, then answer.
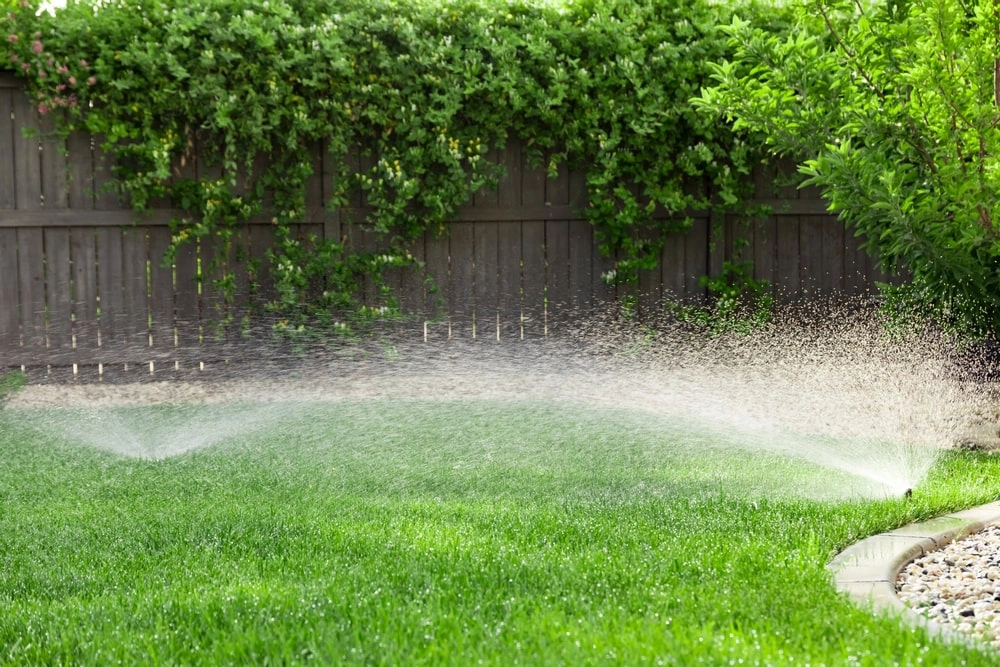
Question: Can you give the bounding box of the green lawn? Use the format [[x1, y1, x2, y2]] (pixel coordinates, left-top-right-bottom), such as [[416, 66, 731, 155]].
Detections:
[[2, 398, 1000, 665]]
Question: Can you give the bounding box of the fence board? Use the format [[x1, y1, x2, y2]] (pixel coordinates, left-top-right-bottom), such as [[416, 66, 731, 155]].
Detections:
[[96, 227, 124, 350], [521, 221, 546, 338], [497, 222, 522, 340], [12, 91, 41, 210], [0, 89, 15, 209], [685, 217, 709, 299], [121, 227, 150, 352], [775, 217, 801, 296], [753, 217, 776, 287], [71, 227, 99, 354], [0, 228, 18, 351], [568, 221, 595, 319], [821, 218, 845, 295], [148, 226, 175, 350], [545, 220, 570, 329], [662, 230, 686, 300], [473, 221, 499, 340], [44, 227, 73, 355], [449, 223, 475, 338], [39, 118, 69, 209], [799, 216, 825, 297], [423, 232, 450, 340], [67, 131, 95, 209], [16, 227, 45, 354], [173, 240, 200, 348]]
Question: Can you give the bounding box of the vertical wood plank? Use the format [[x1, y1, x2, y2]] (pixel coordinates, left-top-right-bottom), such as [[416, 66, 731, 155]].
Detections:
[[684, 217, 709, 301], [775, 216, 801, 297], [752, 217, 776, 291], [44, 228, 73, 355], [16, 228, 45, 354], [38, 116, 68, 209], [96, 227, 125, 350], [398, 236, 426, 319], [473, 222, 499, 340], [546, 154, 570, 206], [567, 221, 594, 320], [449, 222, 475, 338], [661, 231, 686, 301], [844, 230, 867, 295], [497, 222, 522, 339], [0, 229, 20, 353], [67, 131, 95, 209], [545, 220, 570, 330], [71, 227, 99, 355], [519, 143, 547, 337], [148, 226, 175, 351], [497, 141, 522, 208], [12, 90, 42, 210], [173, 239, 200, 348], [423, 231, 450, 340], [637, 259, 661, 321], [92, 138, 122, 210], [799, 216, 825, 297], [121, 227, 149, 352], [520, 221, 546, 338], [820, 219, 845, 296], [0, 89, 15, 209]]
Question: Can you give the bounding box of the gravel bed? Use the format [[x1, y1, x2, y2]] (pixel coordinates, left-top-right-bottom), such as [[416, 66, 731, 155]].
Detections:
[[897, 524, 1000, 648]]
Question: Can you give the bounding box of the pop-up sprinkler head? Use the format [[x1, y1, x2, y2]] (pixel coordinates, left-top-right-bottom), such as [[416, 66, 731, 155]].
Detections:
[[904, 488, 913, 500]]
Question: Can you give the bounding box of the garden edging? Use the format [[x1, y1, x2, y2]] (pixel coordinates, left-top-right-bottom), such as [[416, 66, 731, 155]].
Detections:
[[829, 500, 1000, 645]]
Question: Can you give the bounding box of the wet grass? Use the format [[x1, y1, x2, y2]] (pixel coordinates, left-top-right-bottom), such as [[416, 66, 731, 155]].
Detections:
[[2, 399, 1000, 665]]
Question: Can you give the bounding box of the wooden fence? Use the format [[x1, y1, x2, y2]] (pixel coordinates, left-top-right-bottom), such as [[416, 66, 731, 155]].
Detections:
[[0, 72, 891, 376]]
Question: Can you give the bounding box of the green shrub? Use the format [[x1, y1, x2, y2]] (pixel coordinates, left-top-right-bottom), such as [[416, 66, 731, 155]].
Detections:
[[697, 0, 1000, 339], [4, 0, 786, 328]]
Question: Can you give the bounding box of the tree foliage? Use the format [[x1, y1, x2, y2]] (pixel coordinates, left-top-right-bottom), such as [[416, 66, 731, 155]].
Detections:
[[3, 0, 779, 330], [697, 0, 1000, 338]]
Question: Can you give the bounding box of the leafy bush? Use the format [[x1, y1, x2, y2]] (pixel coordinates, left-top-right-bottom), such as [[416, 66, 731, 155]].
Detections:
[[3, 0, 782, 328], [697, 0, 1000, 339]]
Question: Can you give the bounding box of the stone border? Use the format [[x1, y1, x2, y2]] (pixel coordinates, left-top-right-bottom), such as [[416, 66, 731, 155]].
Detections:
[[830, 500, 1000, 644]]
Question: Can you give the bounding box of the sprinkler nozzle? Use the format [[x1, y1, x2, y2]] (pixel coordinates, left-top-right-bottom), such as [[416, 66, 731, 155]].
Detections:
[[903, 488, 913, 500]]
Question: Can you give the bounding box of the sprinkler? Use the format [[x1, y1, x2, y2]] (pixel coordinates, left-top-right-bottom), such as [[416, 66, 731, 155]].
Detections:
[[903, 488, 913, 500]]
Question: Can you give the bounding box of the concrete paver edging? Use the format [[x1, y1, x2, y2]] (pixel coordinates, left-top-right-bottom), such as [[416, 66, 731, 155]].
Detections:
[[829, 500, 1000, 644]]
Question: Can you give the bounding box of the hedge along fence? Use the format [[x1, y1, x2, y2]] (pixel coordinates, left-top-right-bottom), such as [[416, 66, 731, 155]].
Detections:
[[0, 70, 891, 377]]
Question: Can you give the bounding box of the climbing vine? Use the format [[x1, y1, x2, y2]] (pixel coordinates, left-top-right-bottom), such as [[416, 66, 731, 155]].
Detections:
[[3, 0, 787, 330]]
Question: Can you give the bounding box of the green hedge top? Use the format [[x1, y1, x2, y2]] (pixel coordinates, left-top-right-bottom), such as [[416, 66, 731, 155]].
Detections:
[[3, 0, 784, 325]]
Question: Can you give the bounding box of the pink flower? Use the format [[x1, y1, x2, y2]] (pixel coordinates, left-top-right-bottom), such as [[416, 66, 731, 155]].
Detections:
[[56, 83, 65, 91], [9, 54, 17, 62], [87, 76, 96, 86], [57, 65, 67, 74], [20, 62, 30, 71], [37, 103, 49, 115], [31, 39, 42, 53], [80, 59, 88, 67], [68, 94, 77, 106], [37, 69, 45, 78], [68, 76, 76, 85], [7, 33, 16, 43]]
